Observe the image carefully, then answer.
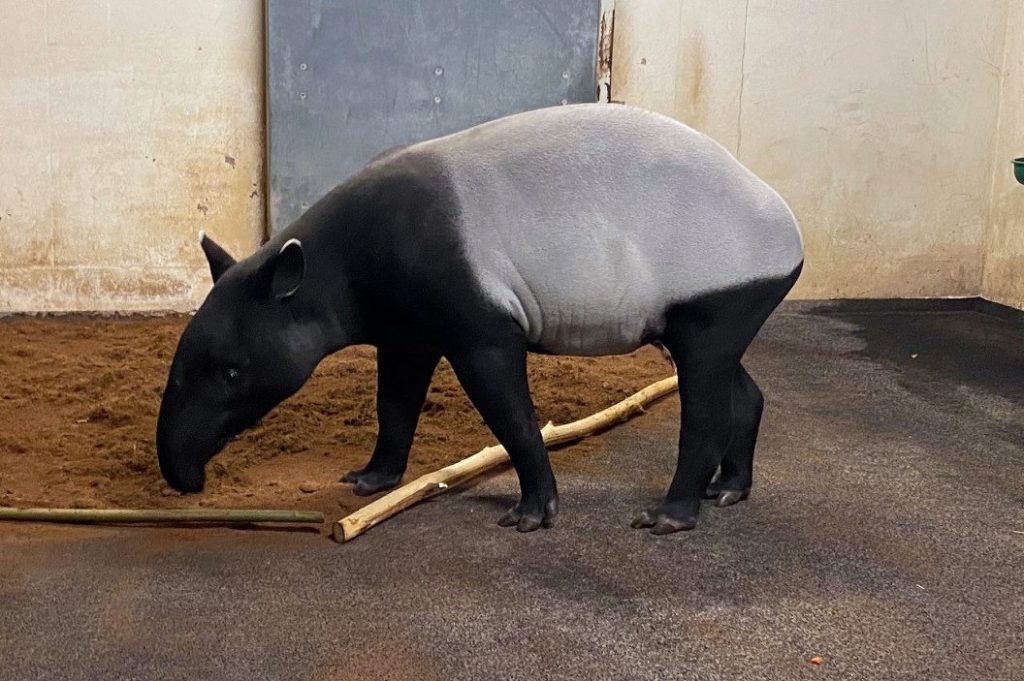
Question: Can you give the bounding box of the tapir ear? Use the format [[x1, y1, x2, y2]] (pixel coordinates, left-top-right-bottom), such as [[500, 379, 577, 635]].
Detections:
[[253, 238, 305, 301], [199, 231, 237, 283]]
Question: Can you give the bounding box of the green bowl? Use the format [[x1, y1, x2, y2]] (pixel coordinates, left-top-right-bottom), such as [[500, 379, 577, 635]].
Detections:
[[1015, 158, 1024, 185]]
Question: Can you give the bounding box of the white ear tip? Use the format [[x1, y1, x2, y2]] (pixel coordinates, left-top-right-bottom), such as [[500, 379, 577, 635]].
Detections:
[[280, 238, 302, 253], [199, 230, 206, 243]]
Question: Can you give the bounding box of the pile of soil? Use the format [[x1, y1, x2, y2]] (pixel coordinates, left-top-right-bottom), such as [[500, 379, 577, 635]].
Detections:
[[0, 316, 672, 522]]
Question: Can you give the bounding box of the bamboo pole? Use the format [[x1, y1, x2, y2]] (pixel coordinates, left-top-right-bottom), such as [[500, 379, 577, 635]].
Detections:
[[334, 374, 679, 542], [0, 507, 324, 525]]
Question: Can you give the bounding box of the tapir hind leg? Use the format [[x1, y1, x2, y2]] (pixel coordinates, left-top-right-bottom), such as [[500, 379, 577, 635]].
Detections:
[[447, 340, 558, 532], [342, 345, 440, 495], [633, 266, 799, 535], [632, 334, 741, 534], [704, 365, 763, 506]]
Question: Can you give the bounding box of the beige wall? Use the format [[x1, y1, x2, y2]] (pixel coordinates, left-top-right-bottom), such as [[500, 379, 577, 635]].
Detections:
[[613, 0, 1013, 301], [1, 1, 1020, 311], [983, 0, 1024, 309], [0, 0, 264, 313]]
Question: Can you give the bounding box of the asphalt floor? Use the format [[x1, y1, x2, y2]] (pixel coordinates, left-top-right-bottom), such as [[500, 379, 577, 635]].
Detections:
[[1, 302, 1022, 680]]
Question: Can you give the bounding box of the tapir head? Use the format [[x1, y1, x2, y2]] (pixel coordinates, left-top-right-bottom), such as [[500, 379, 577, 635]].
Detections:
[[156, 233, 326, 493]]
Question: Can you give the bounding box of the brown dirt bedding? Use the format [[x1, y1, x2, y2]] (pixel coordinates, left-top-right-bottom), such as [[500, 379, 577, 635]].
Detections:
[[0, 315, 672, 524]]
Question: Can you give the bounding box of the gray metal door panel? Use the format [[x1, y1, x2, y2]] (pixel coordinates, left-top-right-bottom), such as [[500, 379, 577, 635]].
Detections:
[[266, 0, 601, 233]]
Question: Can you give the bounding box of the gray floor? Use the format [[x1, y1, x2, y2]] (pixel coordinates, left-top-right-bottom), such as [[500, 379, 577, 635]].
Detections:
[[2, 305, 1022, 681]]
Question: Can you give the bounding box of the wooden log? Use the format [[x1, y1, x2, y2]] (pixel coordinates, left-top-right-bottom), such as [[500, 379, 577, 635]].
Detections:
[[0, 507, 324, 525], [334, 374, 679, 542]]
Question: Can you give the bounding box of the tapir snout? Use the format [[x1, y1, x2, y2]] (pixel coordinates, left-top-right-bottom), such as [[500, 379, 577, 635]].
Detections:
[[156, 384, 217, 493], [154, 104, 803, 535]]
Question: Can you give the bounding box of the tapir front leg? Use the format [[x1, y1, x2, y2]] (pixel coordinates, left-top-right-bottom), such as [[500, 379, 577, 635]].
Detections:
[[448, 340, 558, 532], [342, 345, 440, 495]]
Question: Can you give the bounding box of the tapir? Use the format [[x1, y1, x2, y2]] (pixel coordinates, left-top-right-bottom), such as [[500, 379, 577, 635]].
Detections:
[[157, 104, 803, 534]]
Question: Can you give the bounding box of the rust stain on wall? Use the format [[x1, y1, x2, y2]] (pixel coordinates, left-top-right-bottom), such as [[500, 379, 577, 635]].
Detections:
[[608, 5, 634, 102], [0, 0, 265, 313], [674, 31, 709, 131], [597, 7, 615, 102]]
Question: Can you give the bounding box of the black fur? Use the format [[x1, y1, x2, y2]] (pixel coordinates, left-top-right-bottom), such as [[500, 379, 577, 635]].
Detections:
[[633, 263, 802, 533], [158, 149, 801, 535]]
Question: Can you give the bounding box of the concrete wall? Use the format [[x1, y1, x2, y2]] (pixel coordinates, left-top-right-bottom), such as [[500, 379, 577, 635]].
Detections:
[[612, 0, 1012, 301], [0, 0, 264, 313], [983, 0, 1024, 309], [0, 1, 1020, 311]]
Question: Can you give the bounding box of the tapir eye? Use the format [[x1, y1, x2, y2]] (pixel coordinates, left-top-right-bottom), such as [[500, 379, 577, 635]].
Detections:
[[224, 367, 240, 384]]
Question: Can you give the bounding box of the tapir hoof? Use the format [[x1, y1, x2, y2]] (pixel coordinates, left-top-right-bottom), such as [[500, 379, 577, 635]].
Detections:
[[715, 489, 749, 507], [497, 496, 558, 532], [631, 504, 699, 535], [340, 468, 403, 496], [703, 479, 751, 507]]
